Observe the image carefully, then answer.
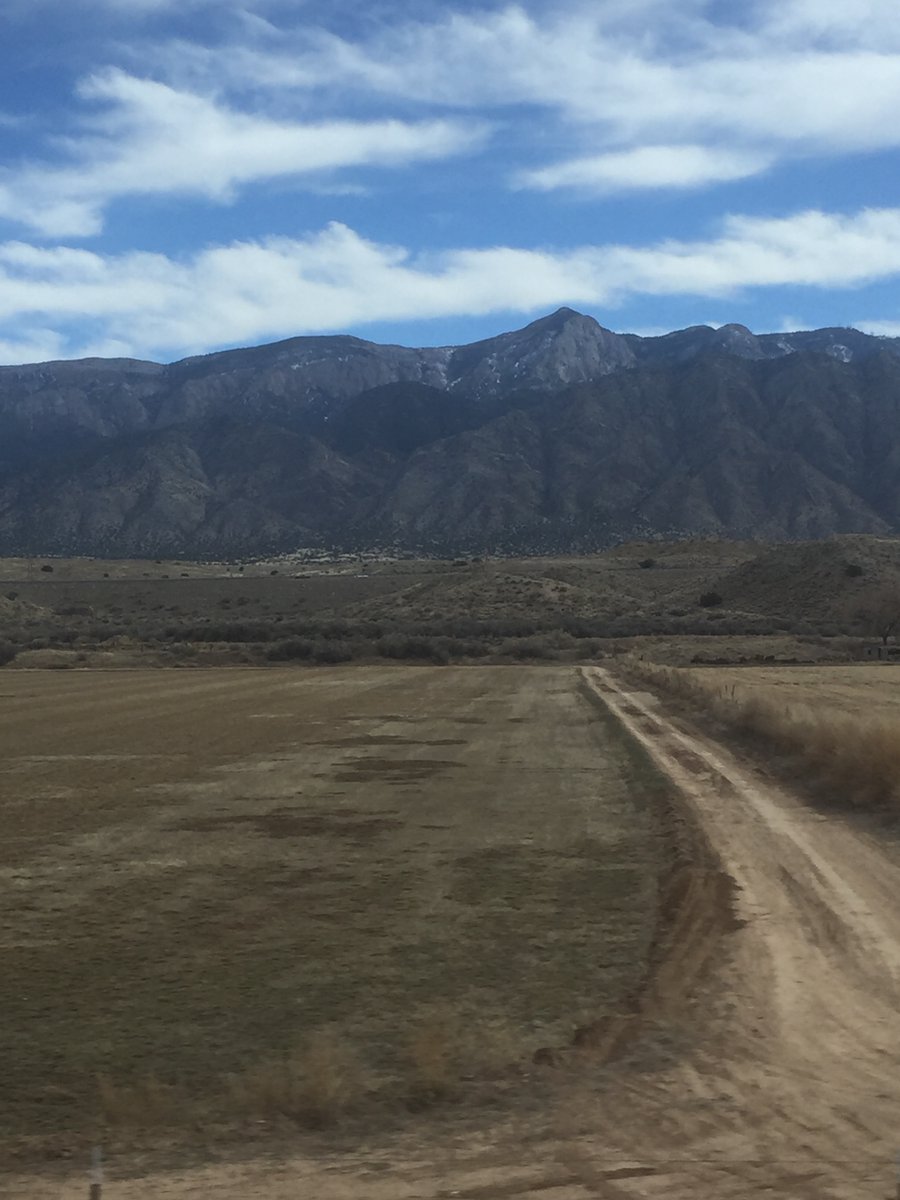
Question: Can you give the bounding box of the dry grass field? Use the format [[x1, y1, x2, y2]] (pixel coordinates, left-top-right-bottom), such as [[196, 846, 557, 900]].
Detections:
[[0, 665, 671, 1161], [624, 660, 900, 815], [685, 662, 900, 719]]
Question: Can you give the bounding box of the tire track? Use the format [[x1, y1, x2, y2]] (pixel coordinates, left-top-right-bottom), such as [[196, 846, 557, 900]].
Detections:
[[577, 666, 900, 1198]]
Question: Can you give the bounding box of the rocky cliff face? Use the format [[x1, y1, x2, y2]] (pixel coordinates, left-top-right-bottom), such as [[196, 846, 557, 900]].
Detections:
[[1, 309, 899, 555]]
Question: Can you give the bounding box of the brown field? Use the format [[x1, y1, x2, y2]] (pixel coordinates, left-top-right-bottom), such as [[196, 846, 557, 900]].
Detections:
[[10, 664, 900, 1199], [0, 665, 671, 1161]]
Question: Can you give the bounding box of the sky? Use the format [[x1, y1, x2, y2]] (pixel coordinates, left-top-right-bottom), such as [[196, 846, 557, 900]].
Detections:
[[2, 0, 900, 364]]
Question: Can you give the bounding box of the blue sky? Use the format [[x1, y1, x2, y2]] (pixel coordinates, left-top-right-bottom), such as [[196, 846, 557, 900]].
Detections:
[[2, 0, 900, 363]]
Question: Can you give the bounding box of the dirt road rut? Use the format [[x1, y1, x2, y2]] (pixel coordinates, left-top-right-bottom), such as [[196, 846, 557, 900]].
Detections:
[[575, 666, 900, 1198]]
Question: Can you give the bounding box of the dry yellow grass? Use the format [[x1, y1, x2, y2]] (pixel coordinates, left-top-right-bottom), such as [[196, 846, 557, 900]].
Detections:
[[684, 663, 900, 719], [407, 1008, 462, 1103], [227, 1030, 368, 1127], [622, 660, 900, 812]]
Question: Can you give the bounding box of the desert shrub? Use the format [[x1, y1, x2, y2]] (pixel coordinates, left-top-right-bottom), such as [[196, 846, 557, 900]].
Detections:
[[267, 638, 314, 662], [605, 617, 648, 637], [444, 637, 490, 658], [180, 621, 272, 643], [85, 625, 118, 643], [698, 590, 723, 607], [317, 619, 353, 639], [375, 634, 450, 664], [311, 640, 354, 664], [559, 616, 608, 638], [40, 564, 53, 573], [56, 603, 93, 617], [0, 642, 18, 667], [638, 557, 656, 569], [407, 1010, 461, 1105], [228, 1030, 366, 1127], [498, 636, 555, 660], [484, 617, 540, 638], [844, 562, 865, 577]]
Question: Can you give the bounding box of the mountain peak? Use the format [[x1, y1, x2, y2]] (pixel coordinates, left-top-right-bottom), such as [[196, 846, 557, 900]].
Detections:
[[444, 307, 634, 393], [545, 305, 588, 322], [527, 307, 602, 333]]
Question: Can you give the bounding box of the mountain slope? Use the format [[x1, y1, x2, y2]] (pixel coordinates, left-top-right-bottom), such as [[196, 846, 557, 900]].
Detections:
[[2, 310, 900, 555]]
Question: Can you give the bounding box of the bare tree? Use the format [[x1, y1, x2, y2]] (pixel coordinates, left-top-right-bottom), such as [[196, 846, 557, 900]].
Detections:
[[851, 581, 900, 645]]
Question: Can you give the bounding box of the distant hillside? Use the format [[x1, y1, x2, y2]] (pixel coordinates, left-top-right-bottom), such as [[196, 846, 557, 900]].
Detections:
[[708, 536, 900, 622], [2, 309, 900, 556]]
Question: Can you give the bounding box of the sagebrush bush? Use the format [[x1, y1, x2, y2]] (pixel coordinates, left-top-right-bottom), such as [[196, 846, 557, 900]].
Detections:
[[698, 590, 723, 607], [266, 637, 314, 661], [228, 1030, 366, 1126]]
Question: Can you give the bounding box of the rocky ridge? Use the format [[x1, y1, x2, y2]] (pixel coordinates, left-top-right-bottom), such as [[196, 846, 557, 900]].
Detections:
[[1, 308, 900, 555]]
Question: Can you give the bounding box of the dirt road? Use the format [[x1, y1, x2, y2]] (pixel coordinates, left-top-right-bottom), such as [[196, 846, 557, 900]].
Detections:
[[9, 665, 900, 1198]]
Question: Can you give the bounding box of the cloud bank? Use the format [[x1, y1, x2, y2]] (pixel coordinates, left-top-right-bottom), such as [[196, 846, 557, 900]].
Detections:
[[2, 207, 900, 363], [1, 1, 899, 356]]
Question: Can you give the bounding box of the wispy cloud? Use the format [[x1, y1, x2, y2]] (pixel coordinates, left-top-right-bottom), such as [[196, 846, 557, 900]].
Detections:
[[176, 1, 900, 194], [3, 206, 900, 363], [0, 68, 485, 237], [4, 0, 898, 236], [854, 319, 900, 338], [0, 328, 68, 364], [518, 145, 771, 194]]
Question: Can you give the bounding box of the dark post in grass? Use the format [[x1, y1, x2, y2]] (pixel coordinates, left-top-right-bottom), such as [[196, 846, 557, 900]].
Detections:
[[89, 1146, 103, 1200]]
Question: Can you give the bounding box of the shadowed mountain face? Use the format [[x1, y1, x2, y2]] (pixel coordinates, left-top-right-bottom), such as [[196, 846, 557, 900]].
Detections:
[[1, 309, 900, 556]]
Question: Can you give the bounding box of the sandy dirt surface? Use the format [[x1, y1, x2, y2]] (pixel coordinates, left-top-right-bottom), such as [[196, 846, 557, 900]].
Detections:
[[8, 665, 900, 1197]]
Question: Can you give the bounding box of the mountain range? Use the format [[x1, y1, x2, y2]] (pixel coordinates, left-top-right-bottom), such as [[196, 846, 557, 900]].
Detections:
[[2, 308, 900, 556]]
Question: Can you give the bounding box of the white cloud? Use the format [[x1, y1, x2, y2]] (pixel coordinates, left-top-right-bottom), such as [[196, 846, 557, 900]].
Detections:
[[3, 207, 900, 363], [519, 144, 771, 194], [759, 0, 900, 49], [0, 328, 68, 364], [6, 0, 898, 236], [0, 69, 485, 237], [15, 0, 250, 11], [186, 2, 900, 191], [603, 209, 900, 295], [853, 319, 900, 339]]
